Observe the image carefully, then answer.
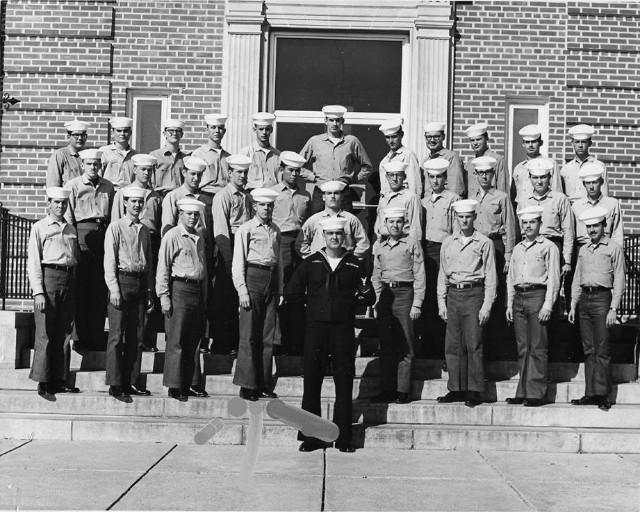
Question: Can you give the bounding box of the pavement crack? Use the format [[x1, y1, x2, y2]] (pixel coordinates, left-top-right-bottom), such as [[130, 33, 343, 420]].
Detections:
[[0, 439, 32, 458], [106, 444, 177, 510], [321, 448, 327, 511], [478, 451, 536, 511]]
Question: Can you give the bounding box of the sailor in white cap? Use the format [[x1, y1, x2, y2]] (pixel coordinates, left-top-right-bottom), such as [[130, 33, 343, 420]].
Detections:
[[156, 198, 208, 401], [270, 151, 312, 356], [374, 160, 422, 242], [519, 158, 575, 278], [560, 124, 609, 204], [192, 114, 231, 196], [150, 119, 187, 196], [103, 186, 154, 399], [511, 124, 562, 208], [420, 157, 461, 358], [231, 188, 283, 401], [436, 199, 497, 408], [162, 155, 215, 355], [27, 186, 80, 400], [211, 154, 255, 354], [238, 112, 281, 190], [295, 180, 370, 259], [371, 207, 426, 404], [285, 214, 375, 453], [65, 147, 115, 351], [571, 162, 623, 247], [301, 105, 373, 214], [423, 121, 466, 198], [378, 119, 422, 197], [568, 207, 626, 411], [99, 117, 137, 189], [505, 205, 561, 407], [464, 122, 509, 196], [47, 118, 90, 187]]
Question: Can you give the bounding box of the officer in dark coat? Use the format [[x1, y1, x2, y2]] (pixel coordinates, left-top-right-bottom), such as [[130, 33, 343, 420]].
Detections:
[[284, 216, 375, 453]]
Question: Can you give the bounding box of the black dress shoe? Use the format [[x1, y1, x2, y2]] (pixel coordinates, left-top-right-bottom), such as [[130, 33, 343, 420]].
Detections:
[[127, 386, 151, 396], [437, 391, 464, 403], [465, 398, 482, 408], [142, 345, 158, 353], [109, 386, 124, 398], [299, 440, 322, 452], [395, 392, 411, 404], [37, 383, 55, 401], [506, 397, 525, 405], [336, 444, 356, 453], [239, 387, 258, 401], [52, 383, 80, 394], [168, 388, 188, 402], [189, 387, 209, 397], [598, 397, 611, 411], [372, 391, 396, 403], [259, 391, 278, 399], [523, 398, 544, 407], [571, 395, 599, 406]]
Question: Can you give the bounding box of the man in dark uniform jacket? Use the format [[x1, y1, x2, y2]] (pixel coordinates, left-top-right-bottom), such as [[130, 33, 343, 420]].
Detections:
[[284, 216, 375, 453]]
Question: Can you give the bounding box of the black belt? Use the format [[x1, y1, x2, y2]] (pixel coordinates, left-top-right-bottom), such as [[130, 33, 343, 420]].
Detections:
[[582, 285, 610, 293], [118, 270, 146, 278], [247, 263, 276, 272], [42, 263, 73, 272], [382, 281, 413, 289], [515, 284, 546, 292], [451, 280, 483, 290], [77, 218, 106, 225], [173, 276, 202, 285]]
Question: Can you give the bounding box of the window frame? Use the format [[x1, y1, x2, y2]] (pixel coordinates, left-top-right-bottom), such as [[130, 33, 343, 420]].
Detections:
[[505, 96, 550, 174], [126, 88, 172, 152]]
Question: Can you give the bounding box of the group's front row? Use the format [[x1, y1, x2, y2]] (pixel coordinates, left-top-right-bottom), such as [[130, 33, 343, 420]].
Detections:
[[27, 183, 624, 453]]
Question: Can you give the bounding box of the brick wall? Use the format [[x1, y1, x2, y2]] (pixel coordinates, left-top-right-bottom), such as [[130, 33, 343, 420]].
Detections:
[[452, 0, 640, 234], [0, 0, 225, 218]]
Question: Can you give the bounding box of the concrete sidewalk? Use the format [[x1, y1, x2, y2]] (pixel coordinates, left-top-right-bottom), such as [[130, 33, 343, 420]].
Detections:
[[0, 440, 638, 511]]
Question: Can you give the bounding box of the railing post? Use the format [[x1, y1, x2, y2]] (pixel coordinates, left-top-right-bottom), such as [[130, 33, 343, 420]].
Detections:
[[0, 204, 8, 310]]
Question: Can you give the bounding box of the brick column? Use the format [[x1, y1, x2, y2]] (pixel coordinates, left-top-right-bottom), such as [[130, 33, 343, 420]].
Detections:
[[223, 0, 265, 152]]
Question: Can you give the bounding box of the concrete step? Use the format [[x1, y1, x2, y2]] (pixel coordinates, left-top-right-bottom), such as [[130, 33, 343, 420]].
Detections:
[[2, 369, 640, 404], [1, 389, 639, 430], [17, 349, 640, 382], [0, 412, 638, 454]]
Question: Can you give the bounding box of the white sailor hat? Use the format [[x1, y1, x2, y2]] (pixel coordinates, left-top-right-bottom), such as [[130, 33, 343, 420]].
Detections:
[[579, 206, 608, 226], [471, 155, 497, 170], [464, 122, 489, 138], [452, 199, 478, 213], [183, 156, 207, 173], [122, 186, 147, 199], [46, 187, 71, 200], [526, 158, 554, 176], [517, 205, 544, 220], [319, 180, 347, 193], [177, 198, 205, 213], [423, 122, 446, 135], [519, 124, 542, 141], [64, 118, 89, 132], [379, 118, 403, 136], [568, 124, 595, 141], [79, 148, 102, 161], [109, 117, 133, 129], [423, 158, 449, 175], [578, 162, 605, 181], [131, 154, 157, 167], [322, 105, 348, 119], [383, 161, 408, 174], [279, 151, 306, 169], [204, 114, 227, 126], [163, 119, 185, 130], [251, 112, 276, 126], [250, 188, 279, 203], [319, 217, 348, 231], [384, 207, 406, 220], [226, 154, 252, 170]]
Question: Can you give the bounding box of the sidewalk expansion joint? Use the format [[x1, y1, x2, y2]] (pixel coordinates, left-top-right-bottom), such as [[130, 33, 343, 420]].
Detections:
[[478, 451, 536, 511], [321, 448, 327, 512], [106, 444, 177, 510]]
